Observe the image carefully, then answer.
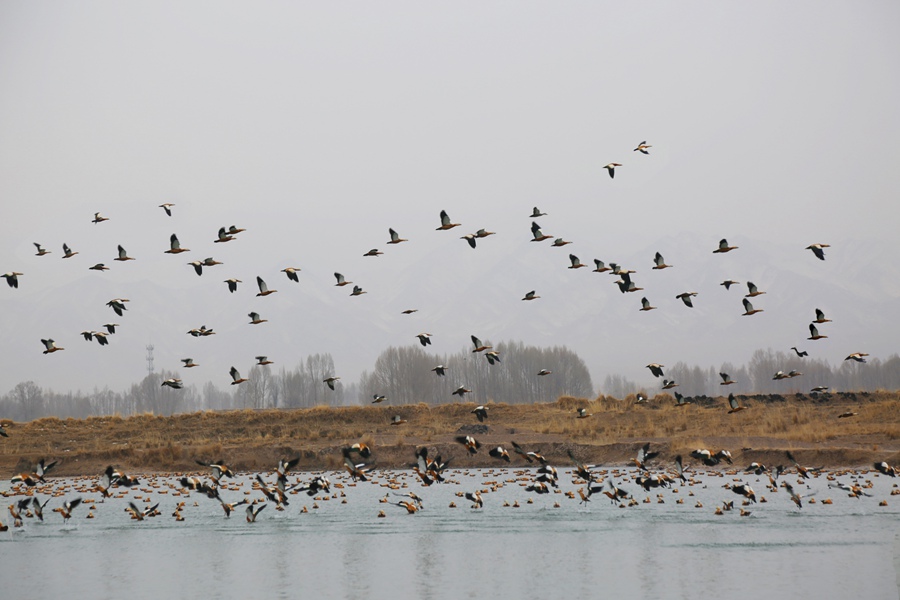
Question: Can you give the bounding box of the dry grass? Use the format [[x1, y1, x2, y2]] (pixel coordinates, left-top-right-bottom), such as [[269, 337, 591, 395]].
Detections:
[[0, 392, 897, 476]]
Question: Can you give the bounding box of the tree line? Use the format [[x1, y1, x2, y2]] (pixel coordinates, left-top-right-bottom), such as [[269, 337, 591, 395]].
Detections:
[[0, 341, 594, 420], [1, 345, 898, 422], [603, 349, 900, 398]]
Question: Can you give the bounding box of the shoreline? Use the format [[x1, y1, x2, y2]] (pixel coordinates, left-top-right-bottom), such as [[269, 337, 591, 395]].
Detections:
[[2, 392, 898, 477]]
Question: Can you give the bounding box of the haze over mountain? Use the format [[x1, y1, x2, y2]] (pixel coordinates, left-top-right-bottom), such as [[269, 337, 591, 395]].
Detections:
[[1, 2, 898, 398]]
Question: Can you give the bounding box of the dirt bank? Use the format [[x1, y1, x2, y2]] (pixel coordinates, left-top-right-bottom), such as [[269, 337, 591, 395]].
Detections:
[[2, 392, 898, 476]]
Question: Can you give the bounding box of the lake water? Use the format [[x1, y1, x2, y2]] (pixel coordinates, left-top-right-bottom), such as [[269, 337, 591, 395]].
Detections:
[[2, 467, 898, 600]]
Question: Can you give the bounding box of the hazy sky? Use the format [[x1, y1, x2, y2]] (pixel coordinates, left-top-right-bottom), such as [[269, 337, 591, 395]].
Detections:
[[1, 2, 899, 397]]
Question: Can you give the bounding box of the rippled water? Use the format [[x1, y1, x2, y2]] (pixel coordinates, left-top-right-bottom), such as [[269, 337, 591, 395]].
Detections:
[[2, 468, 898, 600]]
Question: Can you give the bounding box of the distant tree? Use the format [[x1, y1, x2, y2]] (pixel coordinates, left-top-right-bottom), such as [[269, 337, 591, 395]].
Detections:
[[11, 381, 44, 421]]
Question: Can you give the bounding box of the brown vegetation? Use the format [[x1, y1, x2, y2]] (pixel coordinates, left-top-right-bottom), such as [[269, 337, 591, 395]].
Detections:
[[1, 392, 898, 477]]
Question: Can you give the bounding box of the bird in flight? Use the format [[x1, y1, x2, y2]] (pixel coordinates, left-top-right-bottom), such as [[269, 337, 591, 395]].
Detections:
[[713, 238, 738, 253], [282, 267, 301, 282], [165, 234, 190, 254], [436, 210, 460, 231], [387, 228, 408, 244], [806, 243, 830, 261], [603, 163, 622, 178]]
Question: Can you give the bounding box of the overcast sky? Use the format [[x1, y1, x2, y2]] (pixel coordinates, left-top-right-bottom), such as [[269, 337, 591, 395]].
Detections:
[[1, 2, 898, 398]]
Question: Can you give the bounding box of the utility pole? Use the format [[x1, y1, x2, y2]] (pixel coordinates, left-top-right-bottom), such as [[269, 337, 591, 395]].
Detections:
[[146, 343, 155, 376]]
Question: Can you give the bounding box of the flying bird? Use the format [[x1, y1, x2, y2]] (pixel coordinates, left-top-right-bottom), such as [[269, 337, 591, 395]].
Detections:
[[674, 392, 691, 407], [720, 372, 736, 385], [106, 298, 129, 316], [791, 347, 808, 357], [363, 248, 383, 257], [461, 233, 477, 248], [652, 252, 672, 269], [662, 379, 678, 390], [593, 259, 611, 273], [115, 245, 134, 261], [41, 339, 64, 354], [229, 367, 248, 385], [1, 272, 23, 288], [471, 335, 491, 353], [181, 358, 198, 368], [188, 261, 203, 276], [720, 279, 739, 290], [248, 312, 267, 324], [246, 502, 266, 523], [255, 356, 273, 365], [282, 267, 301, 281], [845, 352, 869, 363], [521, 290, 540, 301], [431, 365, 447, 376], [530, 221, 552, 242], [33, 243, 50, 256], [334, 272, 352, 286], [436, 210, 460, 230], [807, 324, 827, 340], [256, 276, 277, 297], [53, 498, 83, 522], [214, 227, 235, 243], [640, 297, 656, 311], [603, 163, 622, 178], [713, 238, 738, 253], [615, 275, 643, 294], [727, 393, 746, 413], [742, 298, 763, 316], [874, 462, 897, 477], [165, 234, 190, 254], [730, 484, 756, 503], [324, 376, 340, 390], [813, 308, 831, 323], [806, 243, 830, 261], [472, 405, 488, 422], [159, 203, 175, 216], [455, 435, 481, 454], [474, 228, 495, 238], [464, 491, 483, 509], [224, 278, 241, 293], [676, 292, 697, 307], [92, 212, 109, 224], [530, 207, 547, 218], [415, 333, 432, 347], [568, 254, 587, 269], [646, 363, 665, 378], [745, 282, 765, 297], [452, 386, 472, 398], [387, 228, 408, 244], [488, 446, 510, 462], [350, 285, 366, 296], [634, 141, 652, 154]]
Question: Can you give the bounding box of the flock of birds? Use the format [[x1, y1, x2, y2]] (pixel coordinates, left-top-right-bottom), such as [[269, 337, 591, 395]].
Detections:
[[2, 430, 898, 530], [2, 138, 893, 534], [1, 138, 871, 405]]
